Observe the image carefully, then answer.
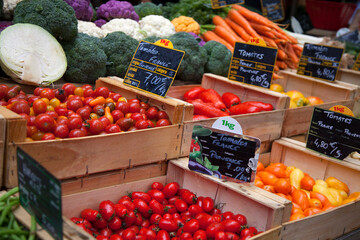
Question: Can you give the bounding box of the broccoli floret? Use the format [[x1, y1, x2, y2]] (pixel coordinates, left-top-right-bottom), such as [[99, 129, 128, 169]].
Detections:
[[62, 33, 107, 83], [134, 2, 162, 19], [169, 32, 208, 83], [203, 41, 232, 77], [13, 0, 78, 41], [101, 31, 139, 78]]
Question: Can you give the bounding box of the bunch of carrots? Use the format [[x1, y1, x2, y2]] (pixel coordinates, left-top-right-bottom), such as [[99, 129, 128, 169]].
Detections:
[[201, 5, 303, 79]]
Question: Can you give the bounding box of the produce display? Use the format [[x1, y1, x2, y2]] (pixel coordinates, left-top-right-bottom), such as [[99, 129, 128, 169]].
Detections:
[[183, 87, 273, 120], [71, 181, 262, 240], [269, 84, 324, 108], [255, 162, 360, 221], [0, 83, 172, 141]]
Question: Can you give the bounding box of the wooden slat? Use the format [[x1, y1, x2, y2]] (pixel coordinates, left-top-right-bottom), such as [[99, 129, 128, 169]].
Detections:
[[0, 114, 6, 188], [337, 68, 360, 86]]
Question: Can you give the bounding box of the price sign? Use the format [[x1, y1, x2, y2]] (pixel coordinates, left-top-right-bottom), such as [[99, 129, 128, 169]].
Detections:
[[261, 0, 285, 22], [17, 147, 62, 240], [211, 0, 244, 9], [228, 41, 278, 88], [306, 107, 360, 160], [124, 40, 185, 97], [188, 125, 260, 183], [353, 53, 360, 71], [297, 43, 344, 81]]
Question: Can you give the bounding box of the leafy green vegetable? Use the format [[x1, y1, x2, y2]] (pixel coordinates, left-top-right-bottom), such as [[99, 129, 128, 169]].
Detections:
[[134, 2, 162, 19], [203, 40, 232, 77], [161, 0, 231, 25]]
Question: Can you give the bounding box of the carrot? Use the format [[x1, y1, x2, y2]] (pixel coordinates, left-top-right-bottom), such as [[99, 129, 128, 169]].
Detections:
[[275, 60, 287, 69], [213, 18, 244, 43], [292, 44, 303, 57], [258, 30, 277, 39], [285, 59, 298, 69], [201, 31, 234, 52], [228, 9, 260, 39], [214, 25, 243, 46], [274, 38, 287, 45], [273, 30, 291, 42], [249, 22, 273, 33], [231, 5, 270, 27], [260, 36, 277, 48], [225, 17, 251, 42], [274, 64, 279, 72], [277, 48, 287, 60], [285, 43, 299, 64]]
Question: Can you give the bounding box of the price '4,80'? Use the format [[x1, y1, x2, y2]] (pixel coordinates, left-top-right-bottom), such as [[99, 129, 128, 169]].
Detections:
[[314, 138, 342, 159]]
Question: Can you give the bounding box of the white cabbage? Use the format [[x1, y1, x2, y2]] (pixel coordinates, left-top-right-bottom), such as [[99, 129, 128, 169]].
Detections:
[[0, 23, 67, 86]]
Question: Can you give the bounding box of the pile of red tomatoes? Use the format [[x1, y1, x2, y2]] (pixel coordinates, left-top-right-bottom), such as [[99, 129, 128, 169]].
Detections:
[[71, 181, 261, 240], [0, 83, 172, 141]]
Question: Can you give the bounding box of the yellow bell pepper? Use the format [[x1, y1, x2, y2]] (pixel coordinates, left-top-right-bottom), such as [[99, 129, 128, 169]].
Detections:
[[325, 177, 349, 193], [289, 168, 304, 189], [328, 188, 343, 206], [336, 189, 348, 200], [313, 184, 339, 206], [171, 16, 201, 35], [315, 179, 328, 187]]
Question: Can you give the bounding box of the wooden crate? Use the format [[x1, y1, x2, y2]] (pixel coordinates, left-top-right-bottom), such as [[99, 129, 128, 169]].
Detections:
[[2, 77, 186, 189], [277, 70, 357, 137], [0, 113, 6, 187], [337, 68, 360, 86], [62, 159, 291, 240], [167, 73, 289, 156], [258, 138, 360, 240]]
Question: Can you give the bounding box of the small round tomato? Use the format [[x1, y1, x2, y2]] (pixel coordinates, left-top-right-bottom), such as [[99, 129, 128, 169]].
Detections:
[[149, 199, 164, 215], [157, 111, 169, 120], [68, 117, 83, 130], [62, 83, 76, 96], [115, 101, 129, 114], [83, 88, 95, 98], [100, 228, 112, 237], [195, 213, 214, 230], [108, 216, 122, 231], [222, 219, 241, 234], [135, 119, 152, 129], [140, 102, 150, 110], [33, 87, 44, 96], [95, 87, 110, 98], [54, 106, 68, 117], [233, 214, 247, 226], [240, 228, 254, 239], [114, 203, 128, 218], [174, 199, 188, 213], [33, 99, 48, 115], [163, 182, 180, 199], [41, 132, 56, 140], [40, 88, 55, 100], [222, 211, 234, 220], [151, 182, 164, 191], [74, 87, 84, 97], [57, 116, 69, 125], [206, 223, 225, 239], [76, 107, 91, 120], [80, 208, 99, 222], [158, 219, 178, 232], [0, 84, 9, 99], [53, 124, 69, 138], [147, 189, 165, 204], [183, 219, 199, 234], [67, 98, 83, 112], [68, 128, 87, 138], [99, 200, 115, 221], [156, 119, 172, 127], [115, 117, 134, 131], [156, 230, 170, 240], [88, 119, 104, 135], [54, 89, 67, 102], [35, 114, 55, 132], [111, 110, 124, 123], [150, 213, 162, 225], [123, 211, 136, 228], [129, 102, 141, 113], [27, 125, 37, 138], [202, 197, 214, 213], [11, 101, 30, 115], [193, 230, 207, 240], [6, 85, 21, 100], [146, 106, 159, 120], [110, 93, 122, 102], [131, 112, 145, 122]]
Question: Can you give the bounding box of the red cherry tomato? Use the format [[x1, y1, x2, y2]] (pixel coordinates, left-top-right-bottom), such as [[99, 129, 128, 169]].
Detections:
[[35, 114, 55, 132]]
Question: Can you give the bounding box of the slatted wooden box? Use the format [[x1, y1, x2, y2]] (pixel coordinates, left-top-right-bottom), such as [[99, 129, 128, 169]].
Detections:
[[62, 159, 290, 240], [257, 138, 360, 240], [167, 73, 289, 157], [276, 70, 358, 137], [2, 77, 186, 192]]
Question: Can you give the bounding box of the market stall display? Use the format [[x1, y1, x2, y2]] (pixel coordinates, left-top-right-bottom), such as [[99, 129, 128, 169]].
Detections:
[[0, 0, 359, 239]]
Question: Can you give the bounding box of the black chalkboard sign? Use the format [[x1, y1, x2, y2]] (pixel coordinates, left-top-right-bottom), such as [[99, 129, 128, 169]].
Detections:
[[306, 107, 360, 161], [353, 53, 360, 71], [211, 0, 244, 9], [124, 40, 185, 97], [228, 42, 277, 88], [188, 125, 260, 183], [17, 148, 62, 240], [261, 0, 284, 22], [336, 30, 360, 46], [297, 43, 344, 81]]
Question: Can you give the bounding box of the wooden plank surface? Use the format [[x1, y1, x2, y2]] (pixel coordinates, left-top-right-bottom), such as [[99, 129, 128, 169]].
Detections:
[[337, 68, 360, 86]]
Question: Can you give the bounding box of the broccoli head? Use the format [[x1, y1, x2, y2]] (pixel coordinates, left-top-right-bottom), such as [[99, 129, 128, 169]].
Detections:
[[134, 2, 162, 19], [101, 31, 139, 78], [203, 40, 232, 77], [169, 32, 208, 83], [143, 35, 162, 43], [62, 33, 107, 84], [13, 0, 78, 41]]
